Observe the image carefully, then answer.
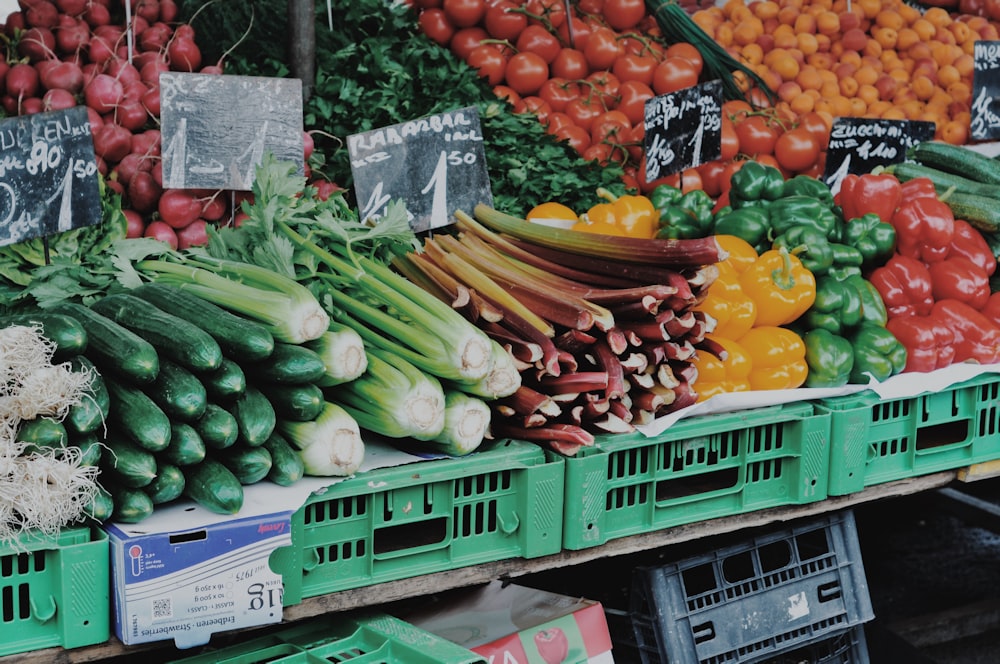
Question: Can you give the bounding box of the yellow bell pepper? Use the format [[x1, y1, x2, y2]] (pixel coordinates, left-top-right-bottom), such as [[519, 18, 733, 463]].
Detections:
[[697, 261, 758, 340], [737, 326, 808, 390], [739, 247, 817, 327], [572, 187, 656, 239], [691, 334, 752, 401], [714, 234, 758, 274]]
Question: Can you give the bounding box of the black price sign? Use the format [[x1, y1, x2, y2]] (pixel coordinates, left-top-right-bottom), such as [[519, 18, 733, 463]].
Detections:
[[348, 106, 493, 234], [643, 80, 722, 183], [971, 40, 1000, 140], [823, 117, 935, 191], [160, 73, 304, 191], [0, 106, 102, 248]]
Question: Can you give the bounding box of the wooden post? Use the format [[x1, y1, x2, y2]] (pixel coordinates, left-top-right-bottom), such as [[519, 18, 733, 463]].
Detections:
[[287, 0, 315, 102]]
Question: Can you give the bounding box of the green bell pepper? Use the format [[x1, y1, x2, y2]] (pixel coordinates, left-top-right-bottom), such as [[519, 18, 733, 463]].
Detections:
[[829, 242, 865, 272], [712, 206, 771, 254], [844, 273, 888, 326], [803, 328, 855, 388], [847, 321, 907, 383], [656, 189, 715, 239], [843, 212, 897, 268], [768, 195, 841, 240], [730, 161, 785, 207], [798, 274, 863, 334], [649, 184, 683, 210], [781, 174, 835, 208], [772, 226, 834, 275]]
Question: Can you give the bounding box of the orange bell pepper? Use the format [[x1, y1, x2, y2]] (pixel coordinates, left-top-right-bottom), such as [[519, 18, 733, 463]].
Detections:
[[739, 247, 817, 327], [738, 326, 808, 390], [572, 187, 656, 238], [691, 334, 753, 401]]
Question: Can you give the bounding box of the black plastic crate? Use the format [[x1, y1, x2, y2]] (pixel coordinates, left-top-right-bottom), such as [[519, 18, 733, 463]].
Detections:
[[629, 510, 873, 664]]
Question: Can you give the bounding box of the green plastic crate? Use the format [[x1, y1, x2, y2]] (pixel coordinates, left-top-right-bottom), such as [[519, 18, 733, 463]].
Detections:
[[271, 439, 564, 604], [0, 525, 110, 656], [562, 402, 831, 550], [166, 611, 486, 663], [816, 372, 1000, 496]]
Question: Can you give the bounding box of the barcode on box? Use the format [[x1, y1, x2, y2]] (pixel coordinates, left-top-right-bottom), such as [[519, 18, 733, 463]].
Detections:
[[152, 598, 172, 620]]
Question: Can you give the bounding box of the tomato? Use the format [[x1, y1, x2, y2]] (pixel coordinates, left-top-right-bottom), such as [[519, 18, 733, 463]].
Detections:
[[565, 95, 605, 132], [590, 110, 630, 145], [612, 53, 657, 86], [493, 84, 521, 105], [554, 124, 591, 153], [443, 0, 486, 27], [468, 44, 507, 86], [652, 56, 700, 95], [505, 51, 549, 95], [616, 79, 654, 126], [797, 111, 832, 151], [417, 8, 455, 46], [515, 24, 561, 64], [550, 48, 589, 79], [484, 1, 527, 40], [602, 0, 646, 31], [664, 42, 704, 74], [555, 17, 592, 51], [526, 0, 566, 28], [538, 77, 581, 112], [676, 168, 703, 194], [514, 96, 552, 123], [583, 141, 625, 166], [586, 70, 620, 109], [623, 122, 644, 163], [583, 27, 622, 71], [577, 0, 604, 13], [723, 99, 753, 122], [720, 116, 739, 161], [774, 127, 821, 173], [697, 160, 727, 198], [754, 152, 786, 176], [733, 114, 780, 156], [544, 111, 574, 134], [450, 26, 489, 60]]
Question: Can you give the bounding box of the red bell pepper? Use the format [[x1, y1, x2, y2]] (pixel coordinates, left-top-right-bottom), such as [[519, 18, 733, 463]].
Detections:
[[930, 299, 1000, 364], [948, 218, 997, 277], [885, 314, 956, 373], [836, 172, 902, 224], [890, 195, 955, 263], [899, 176, 939, 201], [927, 255, 991, 310], [982, 292, 1000, 328], [868, 254, 934, 317]]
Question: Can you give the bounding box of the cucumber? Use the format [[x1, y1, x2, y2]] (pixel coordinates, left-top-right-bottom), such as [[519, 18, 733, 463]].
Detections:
[[257, 382, 325, 421], [202, 357, 246, 403], [105, 375, 172, 452], [65, 356, 110, 436], [936, 190, 1000, 233], [908, 141, 1000, 185], [83, 484, 114, 523], [0, 311, 87, 360], [91, 293, 223, 373], [214, 445, 272, 485], [101, 431, 158, 488], [70, 432, 103, 466], [246, 342, 326, 385], [16, 417, 68, 451], [229, 386, 276, 447], [196, 403, 240, 450], [159, 422, 207, 466], [108, 483, 155, 523], [262, 432, 305, 487], [885, 161, 1000, 198], [144, 357, 208, 421], [183, 458, 244, 514], [144, 463, 186, 505], [130, 282, 275, 362], [49, 302, 160, 384]]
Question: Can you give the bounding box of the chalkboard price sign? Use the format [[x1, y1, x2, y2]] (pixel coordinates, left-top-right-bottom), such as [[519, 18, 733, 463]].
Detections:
[[971, 40, 1000, 140], [0, 105, 102, 248], [160, 73, 304, 191], [822, 117, 935, 191], [348, 106, 493, 234], [643, 79, 722, 183]]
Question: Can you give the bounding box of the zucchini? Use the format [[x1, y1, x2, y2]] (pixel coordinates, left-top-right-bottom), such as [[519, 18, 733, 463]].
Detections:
[[936, 190, 1000, 233], [16, 417, 68, 451], [70, 432, 103, 466], [257, 381, 325, 421], [183, 458, 244, 514], [83, 484, 114, 523], [229, 386, 276, 447], [101, 431, 157, 488], [144, 463, 186, 504], [144, 357, 208, 421], [108, 483, 155, 523], [262, 432, 305, 487], [105, 376, 172, 452], [91, 293, 223, 373], [246, 342, 326, 385], [49, 301, 159, 384], [0, 311, 87, 360], [213, 445, 272, 485], [908, 141, 1000, 185], [130, 282, 275, 362], [885, 161, 1000, 198], [159, 422, 207, 466], [196, 403, 240, 450], [65, 355, 109, 436], [202, 357, 246, 403]]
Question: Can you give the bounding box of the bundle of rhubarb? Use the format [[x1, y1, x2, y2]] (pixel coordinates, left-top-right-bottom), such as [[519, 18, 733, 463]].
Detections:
[[393, 203, 726, 456]]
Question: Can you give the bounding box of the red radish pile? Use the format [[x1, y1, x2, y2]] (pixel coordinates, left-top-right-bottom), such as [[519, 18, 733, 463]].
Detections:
[[1, 0, 317, 249]]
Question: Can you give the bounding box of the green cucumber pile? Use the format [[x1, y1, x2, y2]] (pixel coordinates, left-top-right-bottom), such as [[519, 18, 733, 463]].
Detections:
[[15, 284, 346, 524]]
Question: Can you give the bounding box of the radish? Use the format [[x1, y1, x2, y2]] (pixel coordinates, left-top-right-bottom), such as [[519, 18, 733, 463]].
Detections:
[[127, 15, 150, 39], [127, 169, 161, 213], [124, 209, 145, 238], [92, 122, 132, 163], [199, 63, 223, 75], [138, 22, 171, 53], [199, 192, 226, 221], [131, 128, 160, 156], [158, 188, 202, 228], [167, 37, 201, 72], [24, 0, 58, 29], [114, 99, 148, 131], [150, 160, 162, 186], [20, 97, 44, 114], [42, 88, 76, 110], [18, 26, 56, 62], [0, 61, 9, 91], [87, 34, 116, 65], [84, 73, 123, 114], [132, 50, 165, 71], [173, 24, 194, 41], [177, 219, 208, 249], [312, 179, 345, 201], [85, 105, 102, 127], [83, 2, 110, 28], [133, 0, 160, 23], [139, 59, 167, 86], [5, 12, 25, 37], [55, 0, 87, 16], [159, 0, 177, 22], [114, 151, 152, 186], [6, 63, 40, 98], [143, 220, 177, 249], [140, 84, 159, 116], [106, 58, 142, 87], [39, 59, 84, 93], [93, 23, 122, 41], [54, 14, 88, 55], [122, 79, 147, 102]]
